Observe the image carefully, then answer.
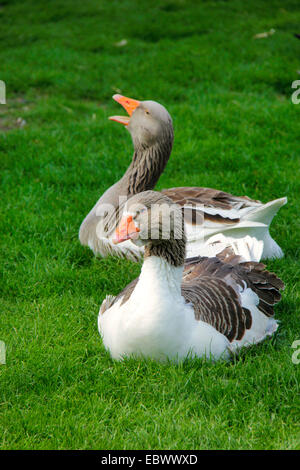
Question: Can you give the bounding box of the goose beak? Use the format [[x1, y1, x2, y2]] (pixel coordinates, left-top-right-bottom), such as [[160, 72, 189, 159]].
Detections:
[[109, 94, 141, 126], [113, 215, 140, 244]]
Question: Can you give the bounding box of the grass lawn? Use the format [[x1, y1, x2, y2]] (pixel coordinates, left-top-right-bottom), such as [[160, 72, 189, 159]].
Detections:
[[1, 0, 300, 450]]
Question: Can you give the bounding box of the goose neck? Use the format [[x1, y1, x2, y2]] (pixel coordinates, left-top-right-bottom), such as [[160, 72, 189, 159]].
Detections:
[[123, 138, 173, 195], [136, 255, 184, 300]]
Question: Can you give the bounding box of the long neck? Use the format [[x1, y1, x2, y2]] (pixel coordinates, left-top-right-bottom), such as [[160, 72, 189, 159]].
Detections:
[[122, 137, 173, 196], [96, 140, 172, 208], [133, 255, 184, 302]]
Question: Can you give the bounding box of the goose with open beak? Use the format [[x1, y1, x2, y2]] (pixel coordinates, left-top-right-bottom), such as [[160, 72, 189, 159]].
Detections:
[[79, 94, 287, 262]]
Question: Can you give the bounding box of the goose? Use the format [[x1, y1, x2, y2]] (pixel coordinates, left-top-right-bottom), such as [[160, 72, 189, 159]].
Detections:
[[98, 191, 284, 362], [79, 94, 287, 262]]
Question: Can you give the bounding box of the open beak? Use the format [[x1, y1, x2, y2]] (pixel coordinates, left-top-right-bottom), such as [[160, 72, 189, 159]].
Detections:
[[109, 94, 141, 126], [112, 215, 140, 244]]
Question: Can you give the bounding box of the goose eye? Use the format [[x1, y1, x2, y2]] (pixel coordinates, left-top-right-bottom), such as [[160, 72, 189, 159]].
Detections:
[[133, 208, 146, 220], [145, 110, 150, 115]]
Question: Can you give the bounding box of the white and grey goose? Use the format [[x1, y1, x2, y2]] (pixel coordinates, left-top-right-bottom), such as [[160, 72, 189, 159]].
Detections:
[[98, 191, 284, 362], [80, 94, 287, 262]]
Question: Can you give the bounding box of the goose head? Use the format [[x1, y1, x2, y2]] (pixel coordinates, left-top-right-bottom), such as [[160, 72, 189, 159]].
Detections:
[[109, 94, 174, 149], [113, 190, 186, 266]]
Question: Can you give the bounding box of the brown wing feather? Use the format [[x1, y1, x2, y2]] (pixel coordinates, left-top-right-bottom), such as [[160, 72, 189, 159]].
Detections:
[[182, 270, 251, 342], [204, 247, 285, 316]]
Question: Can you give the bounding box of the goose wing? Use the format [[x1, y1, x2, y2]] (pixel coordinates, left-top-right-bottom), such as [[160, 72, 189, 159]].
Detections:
[[100, 277, 139, 315], [181, 251, 284, 342], [161, 187, 262, 225]]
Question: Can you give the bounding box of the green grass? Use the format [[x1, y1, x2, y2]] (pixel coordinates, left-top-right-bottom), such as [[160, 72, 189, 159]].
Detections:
[[0, 0, 300, 450]]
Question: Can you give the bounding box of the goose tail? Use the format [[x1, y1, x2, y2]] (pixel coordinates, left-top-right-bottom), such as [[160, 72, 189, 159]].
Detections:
[[244, 197, 287, 226], [243, 197, 287, 260]]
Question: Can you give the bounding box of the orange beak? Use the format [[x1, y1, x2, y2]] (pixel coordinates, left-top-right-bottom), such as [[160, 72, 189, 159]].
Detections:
[[112, 215, 140, 244], [109, 94, 141, 126]]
